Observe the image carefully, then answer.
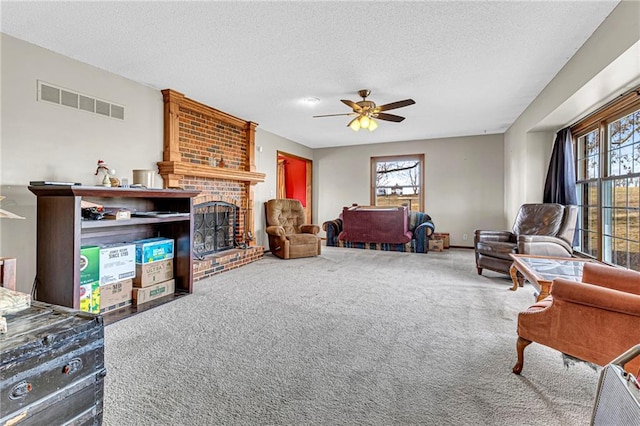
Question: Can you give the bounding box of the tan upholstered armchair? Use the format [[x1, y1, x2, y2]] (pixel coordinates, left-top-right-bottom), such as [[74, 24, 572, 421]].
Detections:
[[513, 262, 640, 375], [474, 203, 578, 276], [264, 199, 321, 259]]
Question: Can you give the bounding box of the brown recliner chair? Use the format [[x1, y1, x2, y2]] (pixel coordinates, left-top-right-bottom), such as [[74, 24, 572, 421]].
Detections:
[[513, 262, 640, 375], [264, 198, 321, 259], [474, 203, 578, 276]]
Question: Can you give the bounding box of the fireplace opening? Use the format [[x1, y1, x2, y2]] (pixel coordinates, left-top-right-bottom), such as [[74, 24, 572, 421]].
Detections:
[[194, 201, 238, 257]]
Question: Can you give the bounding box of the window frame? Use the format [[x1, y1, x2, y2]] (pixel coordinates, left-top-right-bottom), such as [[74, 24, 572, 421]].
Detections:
[[571, 89, 640, 269], [370, 154, 425, 212]]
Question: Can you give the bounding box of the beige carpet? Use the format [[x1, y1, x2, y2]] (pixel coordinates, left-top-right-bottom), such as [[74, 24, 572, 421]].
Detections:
[[103, 247, 600, 425]]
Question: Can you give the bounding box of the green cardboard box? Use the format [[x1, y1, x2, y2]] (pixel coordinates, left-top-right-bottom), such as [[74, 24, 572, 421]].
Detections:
[[79, 280, 100, 314], [79, 282, 92, 313], [91, 281, 100, 314], [80, 245, 100, 285]]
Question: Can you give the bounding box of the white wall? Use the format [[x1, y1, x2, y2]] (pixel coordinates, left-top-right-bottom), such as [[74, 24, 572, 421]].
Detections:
[[1, 34, 165, 293], [504, 0, 640, 224], [253, 128, 314, 248], [314, 134, 505, 247]]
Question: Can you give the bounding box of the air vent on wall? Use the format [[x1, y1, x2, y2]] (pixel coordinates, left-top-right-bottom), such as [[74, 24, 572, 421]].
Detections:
[[37, 80, 125, 120]]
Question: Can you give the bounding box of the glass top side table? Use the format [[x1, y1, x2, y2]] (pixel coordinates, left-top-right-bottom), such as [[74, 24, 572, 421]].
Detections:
[[509, 254, 596, 301]]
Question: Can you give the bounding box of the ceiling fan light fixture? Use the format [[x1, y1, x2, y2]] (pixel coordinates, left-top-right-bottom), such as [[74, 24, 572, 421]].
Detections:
[[315, 89, 414, 133], [348, 117, 361, 131]]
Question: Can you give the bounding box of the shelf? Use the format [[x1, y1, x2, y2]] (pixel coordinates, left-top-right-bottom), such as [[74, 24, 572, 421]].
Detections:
[[101, 292, 190, 326], [28, 185, 198, 320], [28, 185, 201, 198], [82, 216, 190, 229]]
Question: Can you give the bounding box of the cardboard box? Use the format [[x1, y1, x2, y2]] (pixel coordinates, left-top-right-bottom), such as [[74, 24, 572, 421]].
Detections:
[[429, 239, 444, 252], [80, 245, 100, 285], [133, 258, 174, 288], [433, 232, 450, 249], [100, 279, 133, 313], [104, 209, 131, 220], [79, 283, 92, 313], [132, 279, 175, 306], [91, 282, 100, 313], [99, 243, 136, 285], [79, 281, 100, 314], [134, 237, 174, 264]]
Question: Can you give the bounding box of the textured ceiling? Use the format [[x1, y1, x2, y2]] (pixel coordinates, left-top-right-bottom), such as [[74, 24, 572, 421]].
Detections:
[[1, 1, 620, 148]]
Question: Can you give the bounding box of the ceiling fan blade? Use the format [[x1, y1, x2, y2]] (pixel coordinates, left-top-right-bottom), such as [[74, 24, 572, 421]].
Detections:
[[376, 99, 415, 112], [375, 112, 406, 122], [341, 99, 362, 112], [313, 113, 356, 118]]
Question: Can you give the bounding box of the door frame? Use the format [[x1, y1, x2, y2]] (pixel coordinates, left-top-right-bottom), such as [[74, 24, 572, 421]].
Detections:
[[276, 150, 313, 224]]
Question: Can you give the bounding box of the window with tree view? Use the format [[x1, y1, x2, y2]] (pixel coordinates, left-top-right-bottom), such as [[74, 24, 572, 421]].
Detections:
[[573, 91, 640, 271], [370, 154, 424, 212]]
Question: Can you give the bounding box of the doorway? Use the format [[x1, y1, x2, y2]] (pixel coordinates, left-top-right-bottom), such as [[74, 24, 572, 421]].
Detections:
[[276, 151, 313, 224]]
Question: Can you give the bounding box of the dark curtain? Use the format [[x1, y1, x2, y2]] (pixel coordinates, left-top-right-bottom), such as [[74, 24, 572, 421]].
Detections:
[[543, 127, 577, 205], [543, 127, 578, 246]]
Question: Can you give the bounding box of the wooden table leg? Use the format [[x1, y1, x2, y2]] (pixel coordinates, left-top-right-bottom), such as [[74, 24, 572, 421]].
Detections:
[[509, 264, 524, 292], [536, 283, 551, 301]]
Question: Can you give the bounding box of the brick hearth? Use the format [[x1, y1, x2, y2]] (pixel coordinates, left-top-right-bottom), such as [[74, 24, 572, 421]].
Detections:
[[193, 246, 264, 281]]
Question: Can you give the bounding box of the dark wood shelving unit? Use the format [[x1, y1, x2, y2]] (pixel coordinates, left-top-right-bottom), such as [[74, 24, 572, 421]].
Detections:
[[28, 185, 200, 324]]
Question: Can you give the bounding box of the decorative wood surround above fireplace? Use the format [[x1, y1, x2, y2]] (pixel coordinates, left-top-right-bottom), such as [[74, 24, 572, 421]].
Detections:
[[157, 89, 266, 244]]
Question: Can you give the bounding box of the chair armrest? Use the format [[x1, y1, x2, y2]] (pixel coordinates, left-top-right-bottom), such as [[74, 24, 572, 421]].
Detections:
[[266, 225, 286, 237], [301, 224, 320, 234], [474, 230, 515, 244], [415, 221, 435, 237], [408, 211, 432, 231], [413, 221, 435, 253], [322, 219, 343, 246], [517, 234, 573, 256], [581, 263, 640, 295], [322, 219, 342, 233], [552, 278, 640, 317]]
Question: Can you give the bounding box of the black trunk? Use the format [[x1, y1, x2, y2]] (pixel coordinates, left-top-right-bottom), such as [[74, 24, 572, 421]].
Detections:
[[1, 302, 106, 425]]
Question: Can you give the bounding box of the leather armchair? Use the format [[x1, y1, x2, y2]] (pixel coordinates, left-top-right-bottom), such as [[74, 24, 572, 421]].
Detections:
[[513, 262, 640, 375], [474, 203, 578, 276], [264, 199, 321, 259]]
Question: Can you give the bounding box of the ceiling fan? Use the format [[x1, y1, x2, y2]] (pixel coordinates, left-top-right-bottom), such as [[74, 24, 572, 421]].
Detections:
[[313, 89, 415, 132]]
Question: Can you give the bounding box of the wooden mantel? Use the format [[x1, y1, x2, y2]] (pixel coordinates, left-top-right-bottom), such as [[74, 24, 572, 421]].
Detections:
[[158, 89, 266, 188], [157, 161, 266, 185]]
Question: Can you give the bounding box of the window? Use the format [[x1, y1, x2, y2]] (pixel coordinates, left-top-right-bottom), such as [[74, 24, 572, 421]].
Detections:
[[573, 90, 640, 270], [370, 154, 424, 211], [575, 129, 600, 258]]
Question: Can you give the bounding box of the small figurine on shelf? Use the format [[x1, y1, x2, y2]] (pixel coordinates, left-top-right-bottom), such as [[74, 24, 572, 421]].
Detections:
[[95, 160, 118, 187], [218, 156, 225, 168]]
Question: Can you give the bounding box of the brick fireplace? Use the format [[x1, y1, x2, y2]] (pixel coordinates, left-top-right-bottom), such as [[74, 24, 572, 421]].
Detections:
[[158, 89, 265, 280]]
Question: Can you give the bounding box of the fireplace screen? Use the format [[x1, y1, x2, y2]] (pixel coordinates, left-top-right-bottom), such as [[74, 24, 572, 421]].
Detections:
[[193, 201, 237, 257]]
